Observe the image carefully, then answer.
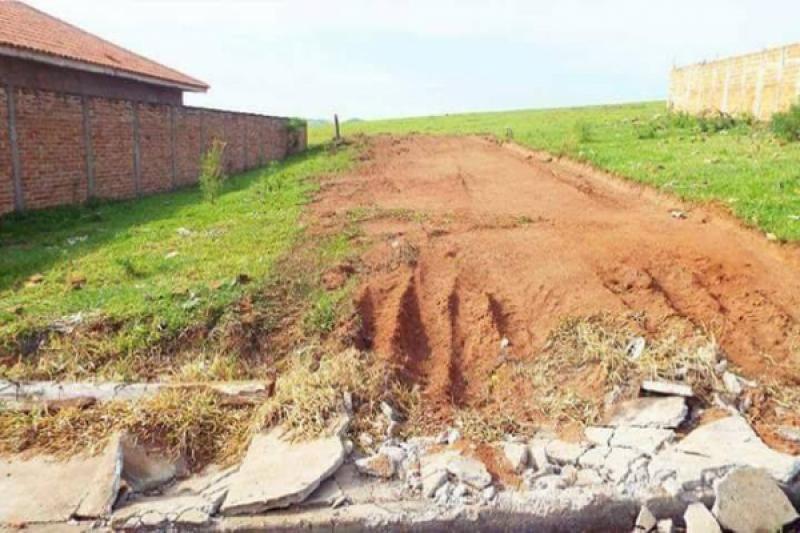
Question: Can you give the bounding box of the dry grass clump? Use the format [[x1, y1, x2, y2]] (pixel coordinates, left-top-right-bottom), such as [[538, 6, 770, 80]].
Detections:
[[0, 387, 255, 469], [0, 349, 397, 467], [510, 313, 721, 426], [253, 347, 390, 439]]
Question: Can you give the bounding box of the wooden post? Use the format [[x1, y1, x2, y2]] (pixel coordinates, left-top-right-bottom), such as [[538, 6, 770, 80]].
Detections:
[[334, 114, 340, 141]]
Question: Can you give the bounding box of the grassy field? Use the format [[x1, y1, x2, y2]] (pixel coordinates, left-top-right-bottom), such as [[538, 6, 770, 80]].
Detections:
[[0, 145, 354, 380], [311, 101, 800, 241]]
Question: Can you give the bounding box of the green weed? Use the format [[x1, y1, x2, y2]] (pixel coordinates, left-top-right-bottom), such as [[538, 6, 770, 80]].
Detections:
[[771, 101, 800, 142], [198, 139, 226, 203]]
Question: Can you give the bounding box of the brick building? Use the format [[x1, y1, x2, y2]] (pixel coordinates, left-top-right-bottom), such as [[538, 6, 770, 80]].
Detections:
[[0, 1, 305, 214]]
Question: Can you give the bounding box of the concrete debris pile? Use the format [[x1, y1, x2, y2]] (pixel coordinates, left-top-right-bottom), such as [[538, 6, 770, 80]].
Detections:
[[1, 384, 799, 531]]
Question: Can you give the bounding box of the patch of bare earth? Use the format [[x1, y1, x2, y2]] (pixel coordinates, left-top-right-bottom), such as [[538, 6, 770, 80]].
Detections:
[[312, 134, 800, 450]]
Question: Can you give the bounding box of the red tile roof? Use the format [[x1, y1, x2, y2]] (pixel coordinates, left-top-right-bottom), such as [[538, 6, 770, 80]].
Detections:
[[0, 1, 208, 91]]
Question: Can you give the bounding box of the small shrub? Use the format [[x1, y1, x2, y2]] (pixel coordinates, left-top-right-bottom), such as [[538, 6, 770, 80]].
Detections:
[[635, 123, 658, 140], [771, 101, 800, 142], [286, 118, 307, 152], [199, 139, 227, 203], [304, 290, 345, 335], [696, 111, 736, 133], [665, 111, 696, 129], [575, 121, 594, 143]]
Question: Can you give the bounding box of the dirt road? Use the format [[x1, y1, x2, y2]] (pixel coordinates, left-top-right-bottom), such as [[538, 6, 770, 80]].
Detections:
[[314, 135, 800, 438]]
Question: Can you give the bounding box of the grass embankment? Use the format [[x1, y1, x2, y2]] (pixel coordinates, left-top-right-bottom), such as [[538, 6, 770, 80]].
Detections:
[[311, 101, 800, 240], [0, 145, 355, 381]]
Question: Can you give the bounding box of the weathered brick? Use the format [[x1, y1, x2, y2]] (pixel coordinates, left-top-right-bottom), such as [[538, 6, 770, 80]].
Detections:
[[175, 107, 203, 187], [138, 103, 172, 194], [90, 97, 136, 200], [14, 88, 87, 210]]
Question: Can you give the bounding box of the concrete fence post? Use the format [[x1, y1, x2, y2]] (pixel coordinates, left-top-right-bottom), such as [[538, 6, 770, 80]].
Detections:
[[5, 83, 24, 212], [170, 105, 177, 189], [242, 116, 248, 170], [81, 95, 95, 198], [132, 102, 141, 195], [258, 118, 265, 165]]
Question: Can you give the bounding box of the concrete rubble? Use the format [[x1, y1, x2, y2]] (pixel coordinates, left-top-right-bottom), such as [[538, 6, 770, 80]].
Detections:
[[711, 467, 798, 532], [683, 502, 720, 533], [1, 382, 799, 531], [219, 424, 347, 515], [0, 433, 123, 524]]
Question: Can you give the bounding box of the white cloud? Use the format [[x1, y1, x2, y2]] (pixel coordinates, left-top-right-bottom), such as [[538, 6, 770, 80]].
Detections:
[[24, 0, 800, 118]]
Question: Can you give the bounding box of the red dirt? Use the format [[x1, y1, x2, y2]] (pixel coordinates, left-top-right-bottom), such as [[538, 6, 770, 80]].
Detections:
[[313, 135, 800, 436]]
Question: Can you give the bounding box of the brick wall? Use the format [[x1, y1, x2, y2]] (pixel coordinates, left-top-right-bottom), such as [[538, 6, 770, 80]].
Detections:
[[90, 98, 136, 200], [0, 87, 306, 215], [15, 88, 87, 210], [669, 43, 800, 120], [174, 108, 203, 187]]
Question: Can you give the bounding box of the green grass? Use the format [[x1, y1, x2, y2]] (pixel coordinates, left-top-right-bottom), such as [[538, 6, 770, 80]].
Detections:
[[310, 101, 800, 240], [0, 145, 354, 377]]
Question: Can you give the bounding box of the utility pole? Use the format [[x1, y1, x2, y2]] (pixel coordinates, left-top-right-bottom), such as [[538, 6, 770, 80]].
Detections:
[[334, 114, 341, 141]]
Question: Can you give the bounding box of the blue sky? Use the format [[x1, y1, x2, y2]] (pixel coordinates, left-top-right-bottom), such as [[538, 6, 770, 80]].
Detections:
[[28, 0, 800, 120]]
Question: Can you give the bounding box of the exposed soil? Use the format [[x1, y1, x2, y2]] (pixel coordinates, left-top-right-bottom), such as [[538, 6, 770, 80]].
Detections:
[[312, 135, 800, 444]]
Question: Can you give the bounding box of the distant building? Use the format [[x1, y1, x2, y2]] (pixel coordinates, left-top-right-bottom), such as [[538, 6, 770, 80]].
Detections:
[[669, 43, 800, 120], [0, 0, 208, 104], [0, 1, 304, 215]]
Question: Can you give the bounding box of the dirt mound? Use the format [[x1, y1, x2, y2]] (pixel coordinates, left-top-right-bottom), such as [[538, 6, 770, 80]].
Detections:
[[313, 135, 800, 439]]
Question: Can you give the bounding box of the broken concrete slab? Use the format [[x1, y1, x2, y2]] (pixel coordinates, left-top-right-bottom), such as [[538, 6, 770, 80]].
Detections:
[[579, 446, 611, 469], [111, 493, 222, 529], [676, 416, 800, 483], [0, 434, 122, 524], [528, 440, 550, 470], [603, 447, 646, 483], [355, 452, 396, 478], [445, 455, 492, 489], [544, 439, 589, 465], [683, 502, 720, 533], [503, 442, 529, 473], [656, 518, 673, 532], [419, 450, 492, 493], [164, 464, 238, 499], [75, 434, 124, 518], [647, 448, 730, 498], [0, 380, 270, 409], [635, 504, 657, 531], [216, 491, 637, 532], [712, 467, 798, 533], [607, 397, 687, 429], [721, 372, 743, 396], [219, 425, 345, 515], [584, 426, 613, 446], [330, 462, 406, 505], [575, 468, 604, 487], [121, 435, 186, 493], [609, 427, 674, 455], [641, 380, 694, 398]]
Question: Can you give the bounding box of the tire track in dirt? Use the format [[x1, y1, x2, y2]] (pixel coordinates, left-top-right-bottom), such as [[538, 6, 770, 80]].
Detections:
[[315, 134, 800, 425]]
